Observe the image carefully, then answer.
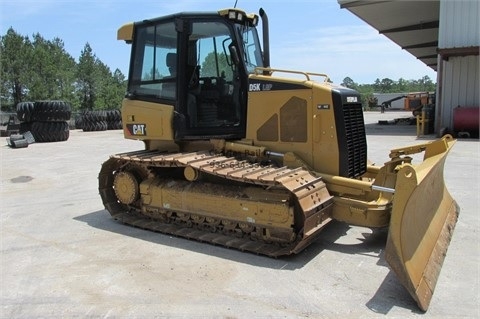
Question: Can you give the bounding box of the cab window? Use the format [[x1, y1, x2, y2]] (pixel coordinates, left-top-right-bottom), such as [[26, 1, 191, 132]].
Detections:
[[129, 22, 178, 100]]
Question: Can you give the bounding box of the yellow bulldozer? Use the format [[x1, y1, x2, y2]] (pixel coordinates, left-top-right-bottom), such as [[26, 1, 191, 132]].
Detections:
[[99, 8, 458, 311]]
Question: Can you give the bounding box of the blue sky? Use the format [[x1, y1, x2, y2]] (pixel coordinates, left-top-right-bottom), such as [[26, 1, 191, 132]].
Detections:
[[0, 0, 437, 84]]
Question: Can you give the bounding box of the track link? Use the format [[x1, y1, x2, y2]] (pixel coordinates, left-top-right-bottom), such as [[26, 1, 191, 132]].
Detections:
[[99, 150, 333, 257]]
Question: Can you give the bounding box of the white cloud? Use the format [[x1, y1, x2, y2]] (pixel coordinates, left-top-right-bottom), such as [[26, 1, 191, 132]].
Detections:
[[283, 25, 392, 53], [269, 24, 437, 84]]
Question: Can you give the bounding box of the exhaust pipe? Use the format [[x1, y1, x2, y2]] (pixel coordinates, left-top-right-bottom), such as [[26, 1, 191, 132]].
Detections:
[[259, 8, 270, 72]]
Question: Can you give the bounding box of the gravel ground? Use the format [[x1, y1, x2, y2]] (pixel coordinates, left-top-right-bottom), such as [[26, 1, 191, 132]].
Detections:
[[1, 110, 478, 319]]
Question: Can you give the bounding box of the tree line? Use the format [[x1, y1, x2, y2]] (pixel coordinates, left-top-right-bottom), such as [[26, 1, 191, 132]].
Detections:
[[1, 28, 126, 112], [341, 76, 436, 108]]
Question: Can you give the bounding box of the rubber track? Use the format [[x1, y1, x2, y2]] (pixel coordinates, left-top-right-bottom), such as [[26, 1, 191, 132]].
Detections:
[[99, 150, 333, 257]]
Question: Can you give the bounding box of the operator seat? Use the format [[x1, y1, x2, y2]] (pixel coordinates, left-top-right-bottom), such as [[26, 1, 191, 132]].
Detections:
[[166, 52, 177, 76], [162, 53, 177, 99], [164, 52, 198, 127]]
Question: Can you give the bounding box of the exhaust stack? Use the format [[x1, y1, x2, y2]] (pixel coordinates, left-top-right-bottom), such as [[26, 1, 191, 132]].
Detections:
[[259, 8, 270, 71]]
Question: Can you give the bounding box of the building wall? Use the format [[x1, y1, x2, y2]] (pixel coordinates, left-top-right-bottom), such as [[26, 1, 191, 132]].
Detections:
[[437, 0, 479, 131], [439, 0, 479, 48], [438, 55, 479, 129]]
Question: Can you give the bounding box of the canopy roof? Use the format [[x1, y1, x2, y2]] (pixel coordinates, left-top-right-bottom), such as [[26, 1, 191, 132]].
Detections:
[[338, 0, 439, 71]]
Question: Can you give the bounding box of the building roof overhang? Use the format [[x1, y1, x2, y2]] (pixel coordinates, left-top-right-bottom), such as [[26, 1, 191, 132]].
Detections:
[[338, 0, 440, 71]]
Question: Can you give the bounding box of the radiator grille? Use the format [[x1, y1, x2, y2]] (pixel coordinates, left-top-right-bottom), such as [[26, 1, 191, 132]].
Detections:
[[343, 104, 367, 177]]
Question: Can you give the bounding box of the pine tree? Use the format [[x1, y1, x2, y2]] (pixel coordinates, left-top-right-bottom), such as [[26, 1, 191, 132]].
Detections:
[[0, 28, 32, 108]]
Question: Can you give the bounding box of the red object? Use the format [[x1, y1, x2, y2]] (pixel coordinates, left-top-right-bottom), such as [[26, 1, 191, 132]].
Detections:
[[453, 107, 479, 132]]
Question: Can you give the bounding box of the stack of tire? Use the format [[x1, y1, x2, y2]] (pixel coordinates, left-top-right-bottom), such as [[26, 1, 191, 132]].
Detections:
[[81, 109, 122, 131], [106, 109, 122, 130], [82, 110, 107, 131], [16, 101, 71, 143], [74, 114, 84, 130]]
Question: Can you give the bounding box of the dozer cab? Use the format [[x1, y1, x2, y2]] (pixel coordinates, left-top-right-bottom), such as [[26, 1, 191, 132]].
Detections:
[[99, 8, 458, 311]]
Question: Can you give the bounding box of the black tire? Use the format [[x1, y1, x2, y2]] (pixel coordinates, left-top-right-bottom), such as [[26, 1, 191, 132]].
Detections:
[[107, 119, 122, 130], [16, 102, 35, 122], [82, 119, 93, 132], [113, 109, 122, 121], [109, 109, 121, 121], [83, 110, 107, 122], [106, 110, 114, 122], [105, 109, 122, 130], [98, 120, 108, 131], [74, 115, 83, 129], [82, 119, 107, 132], [30, 121, 69, 142], [31, 101, 72, 122], [82, 110, 94, 122], [19, 122, 32, 134], [107, 120, 115, 130], [100, 110, 107, 121]]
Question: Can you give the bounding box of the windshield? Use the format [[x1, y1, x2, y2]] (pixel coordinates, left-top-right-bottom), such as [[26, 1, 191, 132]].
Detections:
[[236, 24, 263, 73]]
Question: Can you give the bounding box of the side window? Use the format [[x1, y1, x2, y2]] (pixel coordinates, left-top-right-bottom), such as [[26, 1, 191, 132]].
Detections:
[[239, 25, 263, 73], [129, 22, 177, 100]]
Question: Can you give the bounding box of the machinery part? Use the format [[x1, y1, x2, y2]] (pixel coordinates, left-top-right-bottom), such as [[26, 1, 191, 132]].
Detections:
[[113, 171, 140, 205], [385, 136, 458, 311], [183, 166, 199, 181], [378, 94, 406, 112], [99, 150, 334, 257], [103, 7, 458, 311]]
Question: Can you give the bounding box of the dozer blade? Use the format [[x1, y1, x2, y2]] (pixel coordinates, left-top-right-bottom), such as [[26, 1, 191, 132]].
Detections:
[[385, 136, 459, 311]]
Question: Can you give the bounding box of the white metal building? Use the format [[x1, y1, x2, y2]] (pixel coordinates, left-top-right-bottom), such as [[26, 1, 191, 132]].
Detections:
[[338, 0, 479, 134]]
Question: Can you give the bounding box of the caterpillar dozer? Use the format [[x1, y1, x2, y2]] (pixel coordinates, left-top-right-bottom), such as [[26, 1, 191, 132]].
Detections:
[[99, 8, 458, 311]]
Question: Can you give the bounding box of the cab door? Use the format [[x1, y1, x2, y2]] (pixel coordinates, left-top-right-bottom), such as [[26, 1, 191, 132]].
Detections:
[[175, 18, 246, 140]]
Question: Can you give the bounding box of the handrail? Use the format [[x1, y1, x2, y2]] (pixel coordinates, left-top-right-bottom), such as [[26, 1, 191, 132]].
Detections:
[[254, 67, 330, 82]]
